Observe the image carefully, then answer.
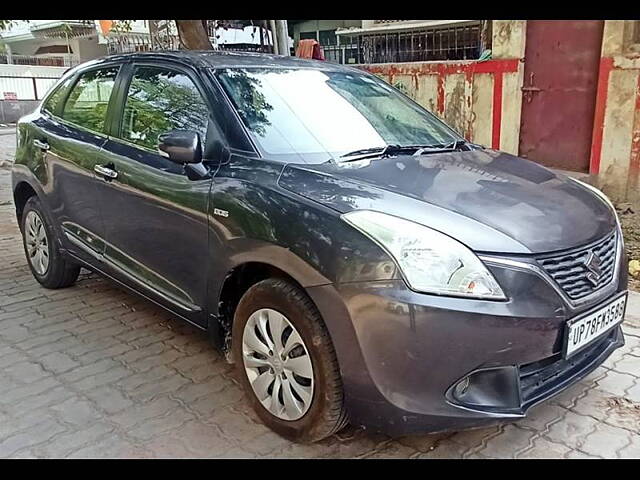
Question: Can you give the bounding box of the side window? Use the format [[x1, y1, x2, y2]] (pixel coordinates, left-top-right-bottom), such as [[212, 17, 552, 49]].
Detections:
[[120, 66, 210, 150], [61, 67, 119, 133], [42, 76, 75, 116]]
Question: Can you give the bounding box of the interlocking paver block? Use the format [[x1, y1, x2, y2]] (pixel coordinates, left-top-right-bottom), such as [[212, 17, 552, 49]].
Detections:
[[476, 424, 535, 459], [517, 437, 572, 459], [38, 352, 80, 374], [0, 417, 66, 458], [545, 410, 599, 447], [596, 370, 638, 396], [571, 387, 614, 421], [110, 396, 182, 430], [618, 441, 640, 459], [33, 422, 115, 458], [50, 398, 104, 427], [614, 355, 640, 377], [580, 422, 632, 458], [82, 386, 134, 415]]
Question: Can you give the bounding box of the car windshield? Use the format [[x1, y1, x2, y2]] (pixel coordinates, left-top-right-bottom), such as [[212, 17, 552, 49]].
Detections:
[[215, 67, 462, 162]]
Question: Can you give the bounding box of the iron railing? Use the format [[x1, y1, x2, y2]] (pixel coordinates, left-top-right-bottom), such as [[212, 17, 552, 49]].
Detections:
[[335, 21, 484, 64], [0, 54, 79, 67]]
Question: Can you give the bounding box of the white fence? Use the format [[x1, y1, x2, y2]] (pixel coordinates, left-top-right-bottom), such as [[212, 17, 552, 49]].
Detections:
[[0, 65, 67, 101], [0, 65, 67, 122]]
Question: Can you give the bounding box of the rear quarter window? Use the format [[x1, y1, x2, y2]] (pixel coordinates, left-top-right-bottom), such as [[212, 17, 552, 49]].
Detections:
[[41, 76, 75, 116], [61, 66, 120, 133]]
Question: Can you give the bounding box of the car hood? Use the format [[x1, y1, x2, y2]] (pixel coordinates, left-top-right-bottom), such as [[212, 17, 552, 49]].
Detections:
[[278, 149, 616, 254]]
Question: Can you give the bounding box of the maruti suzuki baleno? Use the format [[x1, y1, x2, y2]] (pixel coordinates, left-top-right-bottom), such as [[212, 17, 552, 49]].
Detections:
[[11, 51, 628, 442]]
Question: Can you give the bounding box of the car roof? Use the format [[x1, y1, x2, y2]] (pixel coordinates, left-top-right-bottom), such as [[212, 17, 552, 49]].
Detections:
[[85, 50, 359, 72]]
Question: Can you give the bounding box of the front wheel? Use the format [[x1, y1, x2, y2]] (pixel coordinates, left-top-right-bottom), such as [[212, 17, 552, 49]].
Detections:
[[232, 278, 348, 442], [20, 196, 80, 289]]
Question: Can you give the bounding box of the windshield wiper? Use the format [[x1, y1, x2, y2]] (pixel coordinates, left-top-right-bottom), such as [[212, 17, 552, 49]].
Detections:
[[339, 140, 468, 162], [340, 144, 440, 162], [413, 139, 467, 155]]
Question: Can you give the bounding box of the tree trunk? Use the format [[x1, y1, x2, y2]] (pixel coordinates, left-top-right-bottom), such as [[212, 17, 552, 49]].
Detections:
[[175, 20, 213, 49], [480, 20, 493, 53]]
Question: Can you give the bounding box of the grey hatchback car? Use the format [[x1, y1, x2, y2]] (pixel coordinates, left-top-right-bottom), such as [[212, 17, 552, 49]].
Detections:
[[12, 51, 628, 442]]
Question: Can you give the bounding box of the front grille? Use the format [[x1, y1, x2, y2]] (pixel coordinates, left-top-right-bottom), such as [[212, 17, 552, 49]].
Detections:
[[537, 232, 617, 300]]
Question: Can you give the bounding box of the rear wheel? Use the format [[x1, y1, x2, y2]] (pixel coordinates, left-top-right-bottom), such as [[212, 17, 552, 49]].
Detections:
[[21, 196, 80, 289], [232, 278, 348, 442]]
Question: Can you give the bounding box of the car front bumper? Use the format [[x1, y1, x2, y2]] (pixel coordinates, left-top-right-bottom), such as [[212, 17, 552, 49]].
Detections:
[[306, 258, 628, 436]]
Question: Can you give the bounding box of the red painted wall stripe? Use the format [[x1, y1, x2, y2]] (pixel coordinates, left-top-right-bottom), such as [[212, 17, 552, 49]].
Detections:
[[361, 59, 519, 149], [629, 72, 640, 190], [491, 72, 504, 149], [436, 73, 445, 115], [363, 59, 519, 77], [589, 57, 615, 175]]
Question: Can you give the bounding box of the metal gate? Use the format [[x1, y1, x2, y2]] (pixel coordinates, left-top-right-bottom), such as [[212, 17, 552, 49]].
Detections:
[[518, 21, 604, 172]]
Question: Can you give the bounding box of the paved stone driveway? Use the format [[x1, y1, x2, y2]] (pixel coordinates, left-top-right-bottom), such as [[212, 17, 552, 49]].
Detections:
[[1, 133, 639, 458]]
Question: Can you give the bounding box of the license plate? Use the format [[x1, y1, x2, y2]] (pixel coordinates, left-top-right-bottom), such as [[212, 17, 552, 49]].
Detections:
[[564, 293, 627, 358]]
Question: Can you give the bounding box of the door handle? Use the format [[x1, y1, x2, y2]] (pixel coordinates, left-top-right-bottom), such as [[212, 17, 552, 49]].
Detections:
[[33, 139, 50, 151], [94, 164, 118, 180]]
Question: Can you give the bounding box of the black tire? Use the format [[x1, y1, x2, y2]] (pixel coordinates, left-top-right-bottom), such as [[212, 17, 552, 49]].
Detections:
[[232, 278, 348, 443], [20, 196, 80, 289]]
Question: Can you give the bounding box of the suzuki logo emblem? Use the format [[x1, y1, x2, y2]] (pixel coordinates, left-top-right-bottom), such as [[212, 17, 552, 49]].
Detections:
[[584, 252, 603, 286]]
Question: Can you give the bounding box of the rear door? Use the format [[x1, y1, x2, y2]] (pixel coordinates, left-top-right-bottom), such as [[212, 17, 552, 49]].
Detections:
[[96, 62, 219, 325], [35, 64, 123, 263]]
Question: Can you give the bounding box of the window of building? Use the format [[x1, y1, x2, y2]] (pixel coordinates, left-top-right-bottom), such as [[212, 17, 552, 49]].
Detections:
[[299, 31, 317, 41], [61, 67, 119, 132], [120, 66, 209, 150], [318, 30, 337, 46], [360, 22, 482, 64], [331, 21, 485, 65]]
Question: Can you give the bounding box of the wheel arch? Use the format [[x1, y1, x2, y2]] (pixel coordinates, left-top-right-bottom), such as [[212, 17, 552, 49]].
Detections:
[[13, 180, 39, 229], [210, 260, 325, 357]]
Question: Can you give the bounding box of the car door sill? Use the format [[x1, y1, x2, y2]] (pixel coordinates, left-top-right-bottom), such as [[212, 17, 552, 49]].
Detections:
[[63, 229, 201, 314], [65, 248, 204, 321]]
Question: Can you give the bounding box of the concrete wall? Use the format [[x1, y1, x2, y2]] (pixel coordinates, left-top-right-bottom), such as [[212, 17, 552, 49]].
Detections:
[[0, 100, 38, 124], [590, 20, 640, 203]]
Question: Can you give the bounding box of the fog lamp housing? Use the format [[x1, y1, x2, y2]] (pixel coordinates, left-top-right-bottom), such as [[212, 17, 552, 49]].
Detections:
[[447, 366, 521, 413]]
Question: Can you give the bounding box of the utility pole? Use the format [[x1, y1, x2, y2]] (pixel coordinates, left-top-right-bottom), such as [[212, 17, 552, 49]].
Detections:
[[210, 20, 218, 50], [275, 20, 289, 56], [5, 43, 13, 64], [269, 20, 279, 54]]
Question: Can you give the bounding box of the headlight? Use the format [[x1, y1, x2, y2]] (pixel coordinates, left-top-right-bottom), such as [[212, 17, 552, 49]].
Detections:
[[341, 210, 506, 300]]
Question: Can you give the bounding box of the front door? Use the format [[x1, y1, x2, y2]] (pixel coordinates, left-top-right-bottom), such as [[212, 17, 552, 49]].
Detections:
[[96, 64, 214, 325], [518, 20, 604, 172]]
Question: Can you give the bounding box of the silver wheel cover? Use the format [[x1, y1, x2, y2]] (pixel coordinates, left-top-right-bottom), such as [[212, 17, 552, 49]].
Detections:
[[242, 308, 314, 421], [25, 210, 50, 276]]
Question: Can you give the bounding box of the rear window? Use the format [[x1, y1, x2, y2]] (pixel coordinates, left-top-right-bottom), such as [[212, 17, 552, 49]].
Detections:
[[61, 67, 120, 133]]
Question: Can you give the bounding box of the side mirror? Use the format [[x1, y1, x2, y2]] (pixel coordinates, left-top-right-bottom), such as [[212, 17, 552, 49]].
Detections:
[[158, 130, 202, 164]]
